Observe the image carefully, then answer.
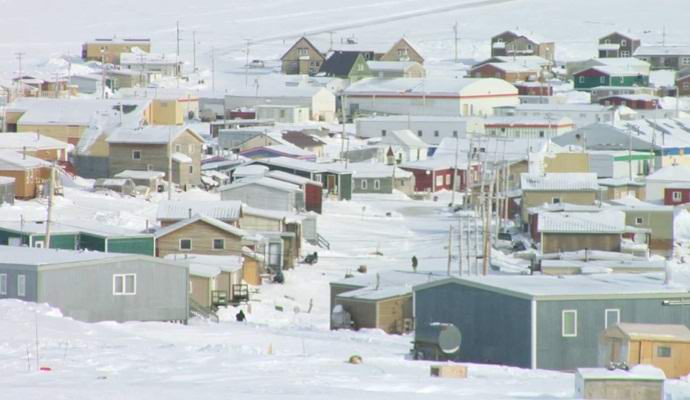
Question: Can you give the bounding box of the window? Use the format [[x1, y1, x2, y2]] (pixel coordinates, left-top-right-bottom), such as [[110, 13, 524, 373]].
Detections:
[[34, 241, 44, 248], [146, 164, 154, 171], [453, 130, 458, 137], [315, 175, 322, 183], [188, 144, 195, 153], [212, 238, 225, 250], [417, 130, 423, 137], [621, 51, 630, 57], [189, 166, 193, 174], [0, 273, 6, 295], [434, 130, 439, 137], [552, 197, 561, 204], [436, 175, 443, 186], [298, 47, 308, 57], [132, 150, 142, 160], [673, 191, 683, 201], [175, 144, 182, 153], [682, 57, 690, 65], [562, 310, 577, 337], [279, 110, 286, 118], [179, 239, 192, 250], [381, 129, 387, 136], [600, 76, 606, 84], [635, 217, 644, 225], [17, 275, 26, 297], [360, 180, 368, 190], [620, 39, 627, 46], [605, 309, 620, 329], [373, 179, 381, 190], [539, 131, 545, 138], [657, 346, 672, 358], [357, 64, 364, 72], [113, 274, 136, 296]]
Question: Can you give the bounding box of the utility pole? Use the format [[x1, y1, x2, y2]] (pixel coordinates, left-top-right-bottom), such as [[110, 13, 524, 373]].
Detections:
[[176, 20, 181, 57], [458, 217, 463, 275], [100, 49, 106, 99], [450, 134, 460, 205], [192, 30, 197, 72], [14, 52, 25, 98], [328, 31, 334, 51], [340, 93, 347, 161], [168, 127, 173, 201], [628, 127, 633, 181], [44, 162, 55, 249], [453, 22, 459, 63], [244, 39, 251, 87], [472, 214, 479, 274], [446, 226, 453, 276]]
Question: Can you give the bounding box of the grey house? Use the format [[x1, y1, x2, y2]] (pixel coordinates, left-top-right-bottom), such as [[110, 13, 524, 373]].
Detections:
[[219, 177, 304, 212], [413, 274, 690, 371], [0, 246, 188, 323]]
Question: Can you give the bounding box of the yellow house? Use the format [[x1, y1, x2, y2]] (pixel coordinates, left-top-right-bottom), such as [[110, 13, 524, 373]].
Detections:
[[82, 38, 151, 64], [379, 38, 425, 64], [543, 152, 590, 173], [280, 37, 325, 75]]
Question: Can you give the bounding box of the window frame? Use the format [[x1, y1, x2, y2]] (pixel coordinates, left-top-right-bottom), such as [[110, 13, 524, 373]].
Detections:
[[113, 273, 136, 296], [551, 197, 561, 204], [373, 179, 381, 190], [212, 238, 225, 250], [605, 308, 620, 329], [635, 217, 644, 225], [562, 309, 577, 337], [17, 274, 26, 297], [179, 238, 192, 251], [0, 273, 6, 295], [360, 179, 368, 190], [673, 191, 682, 201], [132, 150, 142, 160], [657, 345, 672, 358]]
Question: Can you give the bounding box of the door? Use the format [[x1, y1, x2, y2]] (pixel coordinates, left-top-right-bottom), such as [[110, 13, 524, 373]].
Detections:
[[268, 242, 282, 270], [327, 175, 336, 194]]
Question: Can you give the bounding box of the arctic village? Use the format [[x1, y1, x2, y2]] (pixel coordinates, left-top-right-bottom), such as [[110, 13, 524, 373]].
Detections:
[[6, 0, 690, 398]]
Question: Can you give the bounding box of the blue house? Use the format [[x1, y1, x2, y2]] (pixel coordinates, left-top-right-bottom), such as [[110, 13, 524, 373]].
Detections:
[[413, 273, 690, 370]]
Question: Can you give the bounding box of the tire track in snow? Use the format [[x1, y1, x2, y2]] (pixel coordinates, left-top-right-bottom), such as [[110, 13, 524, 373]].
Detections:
[[217, 0, 520, 54]]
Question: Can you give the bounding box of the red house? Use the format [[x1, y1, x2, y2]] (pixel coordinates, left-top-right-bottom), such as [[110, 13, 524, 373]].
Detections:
[[401, 158, 467, 193], [599, 94, 660, 110], [266, 170, 323, 213], [664, 184, 690, 206], [514, 81, 552, 96]]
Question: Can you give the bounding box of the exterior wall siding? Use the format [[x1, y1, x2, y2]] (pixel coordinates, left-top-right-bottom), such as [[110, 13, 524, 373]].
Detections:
[[221, 185, 295, 211], [156, 221, 244, 258], [521, 191, 598, 221], [107, 237, 155, 256], [541, 233, 620, 253], [0, 265, 38, 302]]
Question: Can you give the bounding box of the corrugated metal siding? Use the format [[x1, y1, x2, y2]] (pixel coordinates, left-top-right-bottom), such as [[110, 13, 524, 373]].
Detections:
[[79, 233, 106, 252], [537, 298, 690, 370], [0, 266, 38, 302], [415, 283, 532, 368], [588, 153, 614, 178], [107, 237, 155, 256]]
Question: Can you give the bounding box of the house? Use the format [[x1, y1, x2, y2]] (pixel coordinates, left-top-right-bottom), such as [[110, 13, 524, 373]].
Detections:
[[106, 126, 203, 188], [251, 157, 352, 200], [355, 115, 484, 145], [539, 252, 665, 276], [0, 177, 15, 205], [156, 200, 242, 227], [266, 170, 323, 213], [590, 85, 658, 103], [676, 68, 690, 96], [483, 116, 574, 139], [255, 105, 310, 123], [634, 45, 690, 70], [598, 178, 646, 201], [470, 62, 539, 83], [117, 87, 201, 124], [330, 270, 444, 334], [537, 210, 627, 253], [609, 197, 675, 256], [0, 151, 50, 199], [575, 367, 665, 400], [318, 51, 371, 81], [82, 37, 151, 64], [490, 31, 555, 61], [514, 81, 553, 97], [598, 32, 641, 58], [280, 37, 326, 75], [347, 162, 415, 195], [154, 214, 254, 258], [0, 132, 69, 161], [219, 177, 304, 212], [412, 273, 690, 370], [587, 150, 654, 180], [12, 75, 74, 98], [600, 323, 690, 379], [240, 144, 317, 161], [281, 131, 326, 158], [343, 78, 519, 118], [120, 51, 181, 79], [493, 104, 616, 127], [645, 164, 690, 202], [0, 245, 187, 323], [378, 129, 429, 163], [379, 38, 424, 64], [401, 157, 465, 193], [366, 61, 425, 79], [599, 94, 660, 110], [665, 183, 690, 205], [166, 254, 244, 309], [224, 86, 336, 122], [520, 172, 599, 221], [94, 178, 136, 195], [573, 66, 649, 91], [113, 169, 165, 191]]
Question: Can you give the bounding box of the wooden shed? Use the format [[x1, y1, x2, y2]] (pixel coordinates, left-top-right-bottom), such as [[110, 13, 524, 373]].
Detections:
[[575, 367, 665, 400], [334, 286, 414, 334], [600, 323, 690, 379]]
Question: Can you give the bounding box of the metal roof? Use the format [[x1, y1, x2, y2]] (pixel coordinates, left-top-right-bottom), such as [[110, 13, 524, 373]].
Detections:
[[538, 210, 626, 234], [157, 200, 242, 221], [521, 172, 599, 191]]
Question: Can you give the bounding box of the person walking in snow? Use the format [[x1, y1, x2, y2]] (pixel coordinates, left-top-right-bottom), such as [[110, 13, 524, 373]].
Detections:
[[411, 256, 418, 272], [236, 309, 246, 322]]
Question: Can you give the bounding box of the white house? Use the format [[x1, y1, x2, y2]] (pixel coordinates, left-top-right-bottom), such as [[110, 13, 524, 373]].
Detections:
[[483, 116, 575, 139], [224, 86, 336, 123], [377, 129, 429, 163], [645, 164, 690, 202], [219, 177, 305, 212], [255, 105, 310, 123], [494, 103, 617, 127], [120, 52, 182, 79], [355, 115, 485, 145], [343, 77, 519, 118]]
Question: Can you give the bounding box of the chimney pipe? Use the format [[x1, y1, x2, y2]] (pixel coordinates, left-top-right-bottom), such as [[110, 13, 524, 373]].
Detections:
[[22, 146, 26, 160], [664, 258, 672, 286], [188, 208, 192, 219]]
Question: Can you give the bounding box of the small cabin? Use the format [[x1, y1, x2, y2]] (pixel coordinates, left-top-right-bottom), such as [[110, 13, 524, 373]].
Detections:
[[600, 323, 690, 379], [94, 178, 136, 196]]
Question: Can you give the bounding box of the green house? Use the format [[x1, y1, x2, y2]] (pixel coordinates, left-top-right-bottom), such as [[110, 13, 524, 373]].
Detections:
[[0, 220, 154, 256], [573, 66, 648, 91], [319, 51, 372, 81]]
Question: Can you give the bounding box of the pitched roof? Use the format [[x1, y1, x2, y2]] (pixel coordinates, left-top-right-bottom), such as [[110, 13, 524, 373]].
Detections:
[[280, 36, 324, 61], [154, 214, 248, 239], [612, 323, 690, 342], [10, 98, 149, 126], [253, 157, 349, 174], [319, 51, 363, 77], [106, 126, 204, 144], [266, 170, 322, 186], [282, 131, 326, 148], [344, 77, 514, 96], [0, 132, 69, 151], [521, 173, 599, 191], [114, 170, 165, 180], [380, 129, 428, 149], [646, 164, 690, 182], [219, 176, 301, 193], [157, 200, 242, 221], [0, 150, 49, 171], [0, 245, 130, 265], [538, 210, 626, 234]]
